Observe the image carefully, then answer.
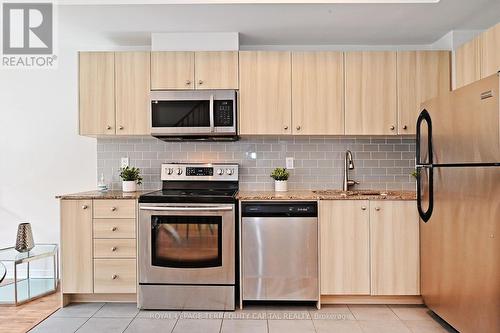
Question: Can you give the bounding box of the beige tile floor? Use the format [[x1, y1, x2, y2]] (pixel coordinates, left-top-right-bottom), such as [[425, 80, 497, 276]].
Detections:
[[29, 303, 458, 333]]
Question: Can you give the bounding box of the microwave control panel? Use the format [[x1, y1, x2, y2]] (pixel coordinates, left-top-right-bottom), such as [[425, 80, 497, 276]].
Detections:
[[214, 100, 234, 127]]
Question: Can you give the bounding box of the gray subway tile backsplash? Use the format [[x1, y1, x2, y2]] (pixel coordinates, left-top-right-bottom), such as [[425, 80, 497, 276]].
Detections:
[[97, 136, 417, 191]]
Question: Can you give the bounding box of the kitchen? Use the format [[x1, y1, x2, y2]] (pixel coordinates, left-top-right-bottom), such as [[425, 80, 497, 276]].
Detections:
[[0, 1, 498, 333]]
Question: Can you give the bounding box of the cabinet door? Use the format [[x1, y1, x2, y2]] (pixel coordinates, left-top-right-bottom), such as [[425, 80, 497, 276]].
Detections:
[[292, 52, 344, 135], [370, 201, 420, 295], [320, 200, 370, 295], [194, 51, 238, 89], [345, 51, 397, 135], [60, 200, 93, 293], [151, 51, 194, 90], [480, 23, 500, 79], [455, 37, 482, 89], [79, 52, 115, 135], [115, 52, 150, 135], [239, 51, 292, 135], [397, 51, 451, 134]]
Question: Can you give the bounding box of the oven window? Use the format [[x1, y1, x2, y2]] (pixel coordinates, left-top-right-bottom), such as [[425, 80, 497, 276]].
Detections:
[[152, 100, 210, 127], [151, 216, 222, 268]]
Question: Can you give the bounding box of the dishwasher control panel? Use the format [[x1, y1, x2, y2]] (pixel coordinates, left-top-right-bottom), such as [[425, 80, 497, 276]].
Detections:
[[241, 201, 318, 217]]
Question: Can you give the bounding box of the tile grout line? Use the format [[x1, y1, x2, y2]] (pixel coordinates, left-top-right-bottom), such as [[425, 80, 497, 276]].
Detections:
[[119, 303, 141, 333], [72, 302, 106, 333]]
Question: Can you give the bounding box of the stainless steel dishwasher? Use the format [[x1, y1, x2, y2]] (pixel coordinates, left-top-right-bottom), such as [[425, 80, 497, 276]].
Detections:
[[241, 201, 318, 301]]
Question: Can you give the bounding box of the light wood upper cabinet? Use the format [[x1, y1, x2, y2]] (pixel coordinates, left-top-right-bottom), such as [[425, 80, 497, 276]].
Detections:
[[151, 51, 195, 90], [455, 37, 482, 89], [320, 200, 370, 295], [79, 52, 115, 136], [115, 52, 150, 135], [194, 51, 238, 89], [480, 23, 500, 79], [292, 52, 344, 135], [370, 201, 420, 296], [345, 51, 397, 135], [239, 51, 292, 135], [397, 51, 451, 134], [61, 200, 93, 293]]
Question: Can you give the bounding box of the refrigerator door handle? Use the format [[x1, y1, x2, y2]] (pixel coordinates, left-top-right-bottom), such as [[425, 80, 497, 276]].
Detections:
[[416, 165, 434, 222], [416, 109, 433, 166]]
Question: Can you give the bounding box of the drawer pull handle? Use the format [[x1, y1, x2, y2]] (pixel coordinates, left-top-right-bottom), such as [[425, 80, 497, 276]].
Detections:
[[111, 226, 117, 231], [112, 274, 118, 280], [111, 207, 117, 211], [361, 206, 367, 210], [111, 246, 117, 252], [82, 205, 88, 210], [375, 207, 381, 211]]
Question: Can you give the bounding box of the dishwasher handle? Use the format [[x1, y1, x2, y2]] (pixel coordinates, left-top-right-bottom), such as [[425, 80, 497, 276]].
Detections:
[[241, 201, 318, 218]]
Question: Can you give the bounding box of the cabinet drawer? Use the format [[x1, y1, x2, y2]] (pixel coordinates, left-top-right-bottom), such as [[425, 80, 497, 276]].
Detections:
[[93, 200, 136, 219], [94, 239, 136, 258], [93, 219, 136, 238], [94, 259, 136, 293]]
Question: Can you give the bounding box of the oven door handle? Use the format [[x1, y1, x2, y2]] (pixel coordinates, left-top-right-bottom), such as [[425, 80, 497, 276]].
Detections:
[[140, 206, 233, 211]]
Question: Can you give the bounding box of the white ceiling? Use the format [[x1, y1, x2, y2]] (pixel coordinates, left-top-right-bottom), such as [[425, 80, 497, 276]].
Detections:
[[58, 0, 500, 46]]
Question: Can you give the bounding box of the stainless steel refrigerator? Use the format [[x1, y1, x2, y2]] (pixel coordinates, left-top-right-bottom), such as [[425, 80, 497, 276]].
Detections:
[[416, 73, 500, 333]]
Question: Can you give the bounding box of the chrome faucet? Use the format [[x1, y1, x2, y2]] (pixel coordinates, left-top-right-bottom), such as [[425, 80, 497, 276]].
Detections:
[[343, 150, 359, 191]]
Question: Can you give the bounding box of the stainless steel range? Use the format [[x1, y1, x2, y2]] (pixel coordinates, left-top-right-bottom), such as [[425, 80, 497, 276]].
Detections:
[[138, 163, 238, 310]]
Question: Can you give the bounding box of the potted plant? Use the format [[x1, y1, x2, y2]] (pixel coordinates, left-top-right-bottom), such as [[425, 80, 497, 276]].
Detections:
[[270, 168, 290, 192], [119, 166, 143, 192]]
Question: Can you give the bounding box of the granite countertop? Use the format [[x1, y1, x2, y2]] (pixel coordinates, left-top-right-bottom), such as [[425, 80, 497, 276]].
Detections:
[[56, 190, 153, 200], [236, 189, 416, 201]]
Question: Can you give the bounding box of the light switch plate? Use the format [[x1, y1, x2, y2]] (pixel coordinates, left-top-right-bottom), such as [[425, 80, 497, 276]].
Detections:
[[121, 157, 129, 168], [286, 157, 294, 169]]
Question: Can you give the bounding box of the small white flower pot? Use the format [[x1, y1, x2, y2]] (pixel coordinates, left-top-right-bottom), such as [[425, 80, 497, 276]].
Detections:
[[274, 180, 288, 192], [122, 181, 137, 192]]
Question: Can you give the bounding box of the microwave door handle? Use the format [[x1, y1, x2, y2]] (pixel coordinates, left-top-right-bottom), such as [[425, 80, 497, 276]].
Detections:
[[140, 206, 233, 211], [209, 94, 215, 133]]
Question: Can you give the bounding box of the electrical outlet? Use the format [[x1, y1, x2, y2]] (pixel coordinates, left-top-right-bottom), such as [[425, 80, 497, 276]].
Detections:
[[286, 157, 294, 169], [121, 157, 129, 168]]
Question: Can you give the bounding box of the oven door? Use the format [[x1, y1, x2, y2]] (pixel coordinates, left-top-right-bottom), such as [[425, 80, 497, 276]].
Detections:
[[150, 90, 236, 136], [138, 203, 235, 285]]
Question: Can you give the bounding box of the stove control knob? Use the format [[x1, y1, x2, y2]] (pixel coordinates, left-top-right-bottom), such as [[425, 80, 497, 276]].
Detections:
[[166, 168, 174, 175], [216, 168, 224, 175], [176, 168, 183, 175], [226, 168, 234, 175]]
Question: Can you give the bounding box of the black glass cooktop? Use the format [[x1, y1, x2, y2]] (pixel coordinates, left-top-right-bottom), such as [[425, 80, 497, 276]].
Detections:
[[139, 188, 238, 204]]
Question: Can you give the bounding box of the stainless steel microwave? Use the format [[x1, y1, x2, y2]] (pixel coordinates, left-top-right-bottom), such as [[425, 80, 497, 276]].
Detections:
[[150, 90, 238, 141]]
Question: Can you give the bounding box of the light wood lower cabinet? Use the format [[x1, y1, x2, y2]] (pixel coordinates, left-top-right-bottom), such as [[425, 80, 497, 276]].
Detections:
[[320, 200, 419, 296], [93, 199, 136, 219], [370, 201, 420, 295], [93, 239, 136, 258], [320, 200, 370, 295], [93, 218, 136, 239], [60, 200, 93, 293], [94, 259, 137, 293]]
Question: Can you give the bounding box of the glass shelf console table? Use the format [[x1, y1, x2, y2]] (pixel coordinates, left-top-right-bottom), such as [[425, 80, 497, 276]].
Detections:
[[0, 244, 58, 305]]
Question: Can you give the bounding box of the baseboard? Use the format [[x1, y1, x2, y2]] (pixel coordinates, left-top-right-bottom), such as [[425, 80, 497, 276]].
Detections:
[[320, 295, 423, 305], [61, 293, 137, 307]]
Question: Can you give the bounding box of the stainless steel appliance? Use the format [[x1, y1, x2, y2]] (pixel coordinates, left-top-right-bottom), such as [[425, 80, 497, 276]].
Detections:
[[150, 90, 237, 141], [241, 201, 319, 301], [138, 163, 239, 310], [416, 73, 500, 333]]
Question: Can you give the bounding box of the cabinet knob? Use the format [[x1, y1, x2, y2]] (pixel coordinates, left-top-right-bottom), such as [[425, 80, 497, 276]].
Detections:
[[82, 205, 88, 210], [284, 126, 289, 130], [111, 226, 117, 231], [403, 125, 408, 130], [375, 207, 381, 211], [361, 206, 367, 210], [111, 246, 117, 252], [112, 274, 118, 280], [296, 126, 301, 131], [198, 80, 203, 85], [111, 207, 117, 211], [390, 125, 395, 131], [106, 125, 112, 130], [119, 125, 124, 130], [185, 80, 191, 85]]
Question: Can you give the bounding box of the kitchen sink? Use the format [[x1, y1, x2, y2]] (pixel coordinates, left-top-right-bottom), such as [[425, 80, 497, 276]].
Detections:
[[312, 190, 387, 196]]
